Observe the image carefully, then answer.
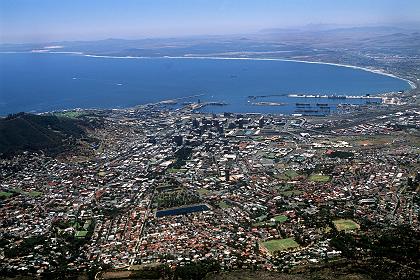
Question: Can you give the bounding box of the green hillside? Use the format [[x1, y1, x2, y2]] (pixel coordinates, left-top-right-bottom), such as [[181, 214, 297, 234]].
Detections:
[[0, 112, 88, 156]]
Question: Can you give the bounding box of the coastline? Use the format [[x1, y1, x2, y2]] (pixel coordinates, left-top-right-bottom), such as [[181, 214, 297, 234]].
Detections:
[[81, 53, 416, 89], [163, 56, 417, 90], [80, 53, 417, 90], [1, 50, 415, 89]]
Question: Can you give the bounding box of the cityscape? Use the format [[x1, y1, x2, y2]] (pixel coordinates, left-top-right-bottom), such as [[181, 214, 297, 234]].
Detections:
[[0, 1, 419, 279], [1, 94, 419, 279]]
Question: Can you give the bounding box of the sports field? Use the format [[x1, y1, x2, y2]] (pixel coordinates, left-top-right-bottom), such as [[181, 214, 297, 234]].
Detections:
[[309, 174, 330, 182], [218, 200, 230, 209], [262, 238, 299, 253], [272, 215, 288, 223], [333, 219, 360, 231]]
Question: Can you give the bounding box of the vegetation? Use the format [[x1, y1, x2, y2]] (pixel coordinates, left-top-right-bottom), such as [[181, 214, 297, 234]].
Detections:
[[27, 191, 42, 197], [261, 238, 299, 253], [308, 174, 330, 182], [3, 236, 46, 258], [74, 230, 88, 238], [276, 184, 302, 197], [218, 200, 230, 209], [283, 170, 299, 179], [0, 112, 89, 157], [53, 111, 87, 119], [155, 189, 201, 209], [172, 146, 193, 169], [168, 167, 187, 174], [328, 225, 419, 279], [0, 191, 13, 198], [273, 215, 288, 223], [175, 260, 220, 280], [326, 150, 354, 159], [253, 220, 275, 227], [203, 260, 415, 280], [197, 188, 211, 195], [333, 219, 360, 231], [0, 189, 42, 199], [275, 170, 300, 180]]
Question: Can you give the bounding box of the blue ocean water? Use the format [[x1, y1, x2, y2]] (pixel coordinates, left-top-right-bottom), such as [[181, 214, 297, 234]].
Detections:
[[0, 53, 410, 115]]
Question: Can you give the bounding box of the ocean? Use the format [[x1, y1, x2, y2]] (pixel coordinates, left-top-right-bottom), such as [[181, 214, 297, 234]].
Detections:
[[0, 53, 411, 115]]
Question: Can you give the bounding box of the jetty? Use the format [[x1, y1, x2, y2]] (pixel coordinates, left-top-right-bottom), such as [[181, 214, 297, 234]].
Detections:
[[289, 94, 381, 99]]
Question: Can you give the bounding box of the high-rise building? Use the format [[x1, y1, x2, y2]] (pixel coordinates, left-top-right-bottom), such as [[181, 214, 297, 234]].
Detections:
[[192, 118, 200, 128], [259, 117, 265, 128], [225, 168, 230, 182]]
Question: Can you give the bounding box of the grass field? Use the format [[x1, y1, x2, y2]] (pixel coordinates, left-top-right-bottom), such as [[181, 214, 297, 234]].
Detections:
[[284, 170, 299, 178], [276, 184, 292, 191], [276, 183, 303, 197], [0, 191, 13, 198], [218, 200, 230, 209], [54, 111, 86, 119], [333, 219, 360, 231], [262, 238, 299, 253], [273, 215, 288, 223], [1, 190, 42, 198], [309, 174, 330, 183], [167, 168, 187, 174], [276, 170, 300, 180], [28, 191, 42, 197], [197, 188, 211, 195], [75, 230, 88, 238], [253, 221, 275, 227], [253, 215, 287, 227]]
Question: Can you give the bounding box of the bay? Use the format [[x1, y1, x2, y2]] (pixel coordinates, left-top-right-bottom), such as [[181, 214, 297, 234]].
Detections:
[[0, 53, 411, 115]]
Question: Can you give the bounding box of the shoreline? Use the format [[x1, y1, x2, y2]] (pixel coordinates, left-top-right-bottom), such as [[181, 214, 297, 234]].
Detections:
[[1, 50, 416, 89], [0, 51, 415, 117], [81, 53, 417, 90], [165, 56, 416, 90], [82, 53, 416, 89]]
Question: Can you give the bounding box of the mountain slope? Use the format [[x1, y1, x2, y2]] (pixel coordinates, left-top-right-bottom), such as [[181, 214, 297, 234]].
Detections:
[[0, 113, 88, 156]]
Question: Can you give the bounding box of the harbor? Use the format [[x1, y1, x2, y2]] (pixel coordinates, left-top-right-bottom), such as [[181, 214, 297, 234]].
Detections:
[[288, 94, 383, 100]]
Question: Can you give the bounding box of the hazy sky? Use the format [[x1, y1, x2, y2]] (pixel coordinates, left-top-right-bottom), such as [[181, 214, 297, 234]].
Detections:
[[1, 0, 419, 43]]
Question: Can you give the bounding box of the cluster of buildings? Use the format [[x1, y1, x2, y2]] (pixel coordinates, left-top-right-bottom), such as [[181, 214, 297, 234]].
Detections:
[[0, 103, 419, 277]]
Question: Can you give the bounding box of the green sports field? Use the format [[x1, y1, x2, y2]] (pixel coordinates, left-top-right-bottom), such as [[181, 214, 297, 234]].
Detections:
[[262, 238, 299, 253], [309, 174, 330, 182], [272, 215, 288, 223], [333, 219, 360, 231]]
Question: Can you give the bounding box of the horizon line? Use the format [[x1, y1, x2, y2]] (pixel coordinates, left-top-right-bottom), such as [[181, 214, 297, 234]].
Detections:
[[2, 22, 420, 45]]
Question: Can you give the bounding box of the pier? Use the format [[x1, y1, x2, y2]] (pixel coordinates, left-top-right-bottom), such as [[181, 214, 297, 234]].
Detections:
[[289, 94, 382, 100]]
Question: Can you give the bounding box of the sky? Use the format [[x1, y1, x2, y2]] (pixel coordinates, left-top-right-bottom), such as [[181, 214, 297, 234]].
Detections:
[[1, 0, 420, 43]]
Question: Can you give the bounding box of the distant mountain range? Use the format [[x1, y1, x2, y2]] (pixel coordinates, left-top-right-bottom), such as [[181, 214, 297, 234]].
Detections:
[[1, 25, 419, 58]]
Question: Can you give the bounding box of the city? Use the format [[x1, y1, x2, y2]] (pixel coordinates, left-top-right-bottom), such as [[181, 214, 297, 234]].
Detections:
[[1, 1, 420, 279], [1, 96, 418, 279]]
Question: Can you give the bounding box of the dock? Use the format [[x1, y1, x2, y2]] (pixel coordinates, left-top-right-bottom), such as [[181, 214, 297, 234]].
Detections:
[[289, 94, 381, 99]]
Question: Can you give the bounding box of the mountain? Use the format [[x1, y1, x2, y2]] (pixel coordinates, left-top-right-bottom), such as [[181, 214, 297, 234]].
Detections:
[[1, 25, 419, 57], [0, 113, 89, 157]]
